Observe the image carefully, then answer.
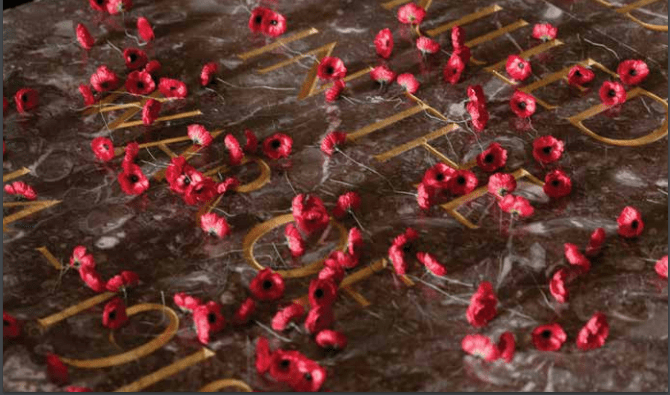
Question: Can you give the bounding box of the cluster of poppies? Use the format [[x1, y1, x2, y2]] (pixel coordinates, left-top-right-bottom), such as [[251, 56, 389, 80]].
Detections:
[[248, 7, 287, 38], [4, 181, 38, 200], [256, 337, 328, 391], [388, 227, 447, 276]]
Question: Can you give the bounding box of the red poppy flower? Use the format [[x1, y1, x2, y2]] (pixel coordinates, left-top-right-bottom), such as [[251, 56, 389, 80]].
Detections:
[[309, 278, 338, 308], [319, 260, 345, 284], [468, 85, 486, 104], [585, 227, 606, 257], [78, 85, 95, 107], [397, 73, 420, 94], [144, 60, 161, 76], [477, 143, 507, 173], [397, 2, 426, 25], [261, 10, 287, 38], [66, 387, 93, 392], [80, 267, 105, 292], [416, 36, 440, 55], [255, 336, 273, 374], [374, 28, 393, 59], [200, 212, 230, 239], [216, 177, 239, 196], [304, 305, 335, 334], [278, 224, 304, 259], [449, 169, 478, 196], [417, 182, 436, 210], [269, 350, 303, 383], [599, 81, 626, 106], [4, 181, 37, 200], [89, 137, 114, 162], [3, 311, 21, 339], [327, 250, 356, 270], [89, 0, 108, 12], [543, 169, 572, 198], [106, 0, 131, 14], [102, 297, 128, 330], [262, 133, 293, 160], [617, 59, 649, 86], [617, 206, 643, 238], [532, 23, 557, 41], [123, 48, 147, 71], [141, 98, 161, 125], [416, 252, 447, 276], [466, 281, 497, 328], [272, 303, 306, 331], [250, 269, 285, 302], [532, 135, 564, 165], [451, 25, 465, 49], [223, 134, 243, 166], [655, 255, 668, 279], [348, 227, 364, 259], [370, 65, 397, 85], [122, 142, 139, 168], [292, 357, 327, 392], [173, 292, 202, 312], [332, 191, 361, 218], [248, 7, 270, 33], [292, 195, 330, 236], [576, 312, 609, 351], [183, 176, 217, 206], [125, 70, 155, 96], [187, 124, 213, 147], [320, 131, 346, 156], [567, 65, 595, 87], [497, 332, 515, 363], [316, 329, 347, 350], [105, 271, 139, 293], [510, 90, 537, 118], [158, 78, 188, 98], [532, 323, 567, 351], [317, 57, 347, 81], [389, 244, 408, 275], [46, 353, 69, 385], [200, 62, 218, 87], [166, 156, 196, 194], [505, 55, 532, 82], [90, 65, 120, 92], [137, 17, 154, 42], [499, 194, 534, 217], [397, 227, 419, 244], [233, 297, 256, 325], [117, 164, 149, 195], [420, 164, 454, 191], [193, 301, 225, 345], [444, 52, 466, 85], [325, 79, 346, 102], [76, 23, 95, 50], [467, 101, 489, 132], [14, 88, 38, 113], [69, 246, 95, 271], [461, 334, 500, 362], [549, 268, 570, 303]]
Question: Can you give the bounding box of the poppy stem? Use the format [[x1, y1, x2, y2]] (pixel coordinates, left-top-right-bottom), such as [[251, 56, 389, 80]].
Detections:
[[284, 172, 299, 195], [349, 210, 368, 235], [335, 148, 396, 192], [271, 242, 288, 267], [105, 40, 124, 56], [254, 320, 292, 342]]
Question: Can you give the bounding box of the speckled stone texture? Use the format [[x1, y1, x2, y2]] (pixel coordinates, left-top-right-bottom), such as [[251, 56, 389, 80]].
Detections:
[[3, 0, 668, 391]]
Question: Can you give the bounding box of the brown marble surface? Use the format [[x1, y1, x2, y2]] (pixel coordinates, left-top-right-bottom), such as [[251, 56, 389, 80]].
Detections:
[[3, 0, 668, 391]]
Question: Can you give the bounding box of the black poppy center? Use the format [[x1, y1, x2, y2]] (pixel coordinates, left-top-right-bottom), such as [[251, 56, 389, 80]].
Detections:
[[254, 15, 263, 24], [262, 280, 273, 289], [270, 19, 278, 26], [326, 66, 334, 75], [129, 53, 137, 62], [608, 89, 616, 97], [457, 176, 466, 185], [137, 82, 144, 89], [453, 68, 458, 73], [21, 94, 28, 102], [629, 69, 637, 76], [484, 154, 494, 163], [170, 86, 177, 91], [3, 319, 9, 327], [207, 312, 217, 323], [271, 139, 281, 149], [402, 243, 412, 253], [183, 176, 191, 186], [108, 310, 117, 321], [101, 82, 109, 89], [102, 143, 109, 151], [435, 173, 445, 181], [314, 289, 324, 299], [551, 179, 560, 187], [518, 101, 527, 110], [96, 0, 104, 4], [280, 359, 290, 369], [129, 174, 139, 183], [574, 69, 581, 77], [541, 329, 552, 338], [518, 62, 525, 69], [304, 372, 313, 381], [631, 220, 639, 229], [542, 146, 552, 155]]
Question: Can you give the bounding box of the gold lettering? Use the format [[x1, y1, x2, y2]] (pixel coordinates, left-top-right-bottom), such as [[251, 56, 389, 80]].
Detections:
[[592, 0, 667, 31], [426, 5, 503, 37]]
